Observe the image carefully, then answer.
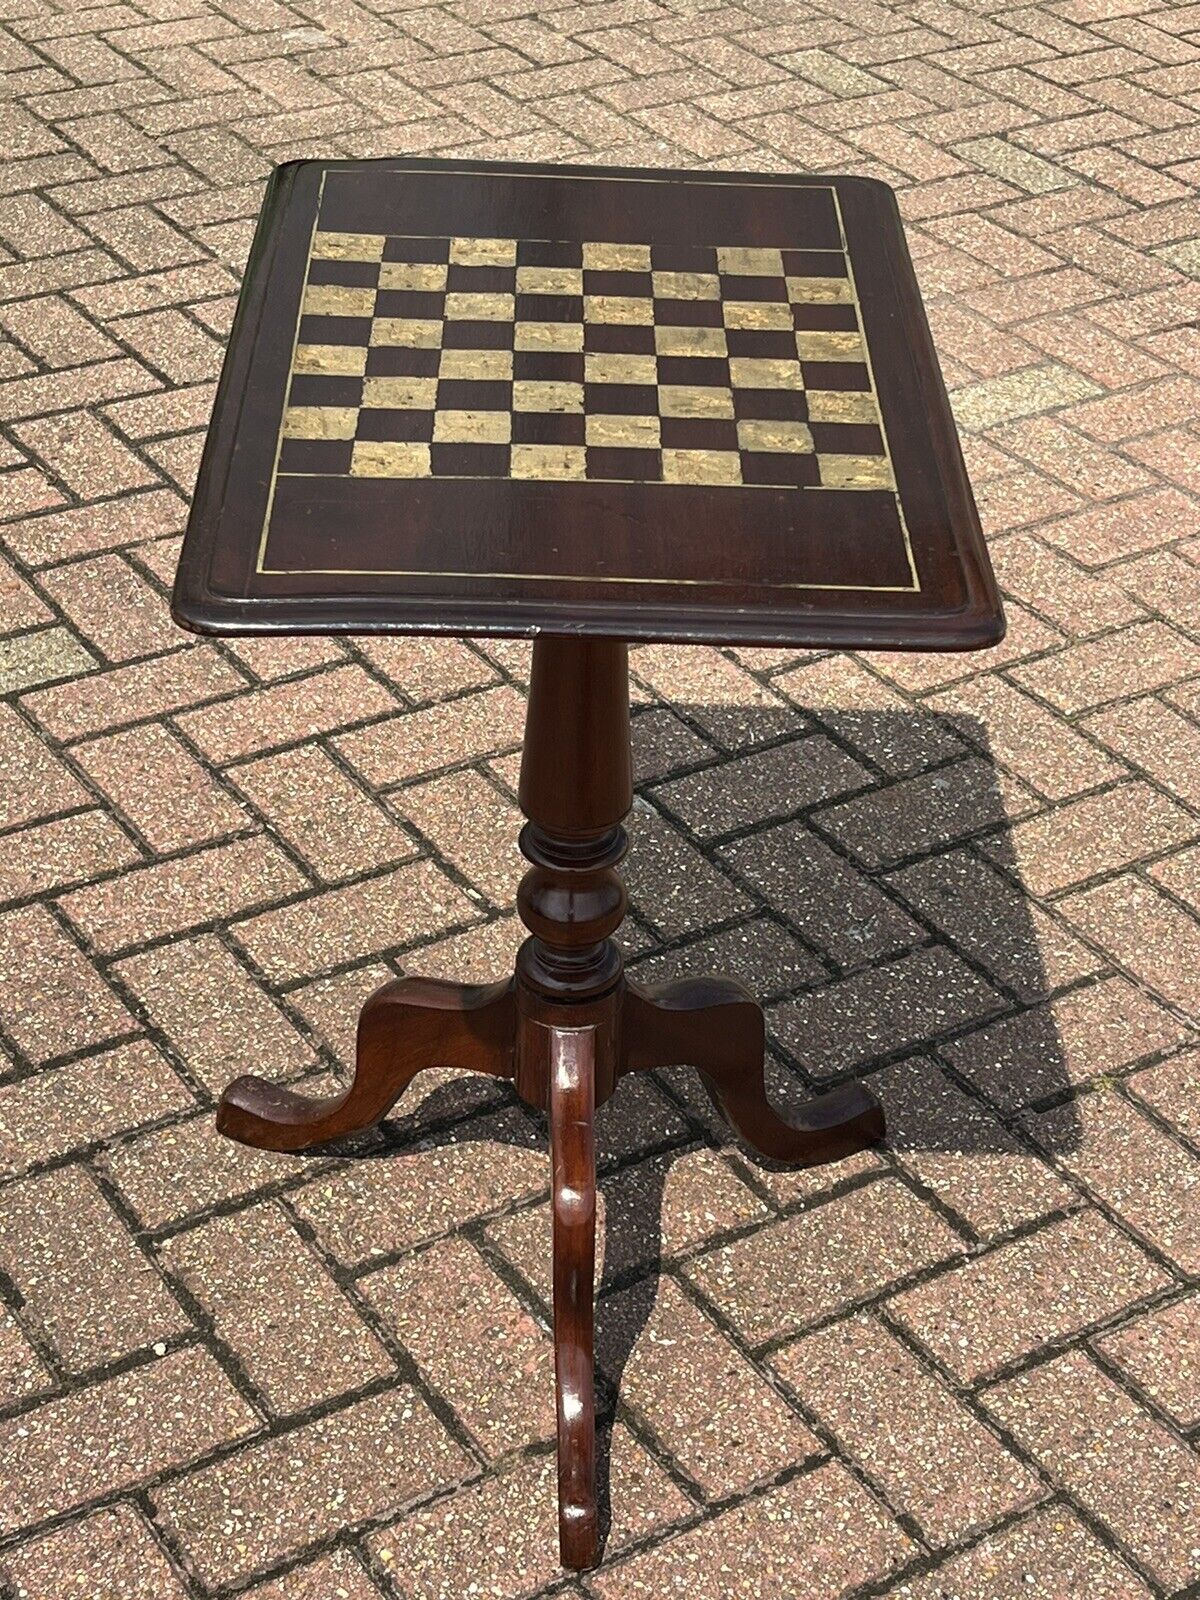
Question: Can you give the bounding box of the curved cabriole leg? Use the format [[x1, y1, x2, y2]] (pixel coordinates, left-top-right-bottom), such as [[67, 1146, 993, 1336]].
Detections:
[[548, 1024, 599, 1570], [621, 976, 885, 1166], [217, 975, 516, 1151]]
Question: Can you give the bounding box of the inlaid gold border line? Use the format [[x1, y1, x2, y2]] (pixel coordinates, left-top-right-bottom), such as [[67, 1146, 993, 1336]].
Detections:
[[258, 174, 919, 594], [254, 167, 328, 576], [254, 564, 919, 593], [829, 185, 919, 595], [330, 165, 855, 192]]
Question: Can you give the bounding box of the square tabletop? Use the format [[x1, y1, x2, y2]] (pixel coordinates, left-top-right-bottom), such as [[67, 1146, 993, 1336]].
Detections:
[[173, 157, 1003, 651]]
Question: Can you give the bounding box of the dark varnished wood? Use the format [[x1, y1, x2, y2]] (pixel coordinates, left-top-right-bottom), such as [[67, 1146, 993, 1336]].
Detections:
[[207, 637, 884, 1567], [548, 1024, 599, 1569], [621, 976, 885, 1163], [513, 636, 628, 1566], [173, 156, 1004, 652], [515, 635, 631, 1018], [179, 154, 999, 1577], [216, 975, 514, 1150]]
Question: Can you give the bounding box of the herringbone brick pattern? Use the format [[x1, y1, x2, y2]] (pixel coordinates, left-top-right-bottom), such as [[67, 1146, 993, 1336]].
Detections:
[[1, 0, 1198, 1594]]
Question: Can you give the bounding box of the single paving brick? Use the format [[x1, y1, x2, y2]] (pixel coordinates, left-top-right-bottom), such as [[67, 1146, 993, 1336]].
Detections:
[[0, 1163, 189, 1371], [889, 1503, 1153, 1599], [951, 362, 1099, 431], [359, 1234, 554, 1457], [1058, 873, 1200, 1014], [157, 1387, 470, 1589], [114, 933, 316, 1094], [0, 627, 96, 695], [629, 915, 825, 997], [815, 755, 1034, 869], [684, 1178, 962, 1346], [774, 1312, 1042, 1544], [1062, 377, 1200, 448], [985, 780, 1199, 896], [883, 846, 1098, 1001], [889, 1208, 1169, 1382], [0, 809, 140, 904], [650, 734, 871, 838], [593, 1457, 913, 1599], [161, 1200, 393, 1417], [0, 1038, 192, 1176], [37, 552, 179, 662], [231, 743, 418, 882], [0, 904, 134, 1062], [60, 833, 309, 954], [393, 767, 522, 904], [1009, 621, 1193, 713], [2, 488, 184, 568], [217, 633, 343, 682], [1085, 695, 1200, 810], [71, 721, 250, 851], [336, 685, 527, 786], [630, 704, 715, 783], [284, 960, 405, 1071], [984, 1348, 1200, 1591], [356, 634, 498, 701], [229, 859, 477, 981], [373, 1425, 688, 1600], [0, 1504, 191, 1600], [15, 407, 160, 497], [1096, 1297, 1200, 1430], [102, 1108, 322, 1230], [874, 1059, 1075, 1238], [0, 1307, 52, 1407], [771, 944, 1005, 1077], [291, 1113, 546, 1267], [591, 1071, 698, 1165], [0, 704, 89, 829], [20, 644, 244, 742], [943, 974, 1193, 1108], [718, 822, 921, 968], [0, 1347, 258, 1533], [1027, 1089, 1200, 1272], [600, 1275, 819, 1499], [176, 664, 398, 764], [625, 806, 754, 940]]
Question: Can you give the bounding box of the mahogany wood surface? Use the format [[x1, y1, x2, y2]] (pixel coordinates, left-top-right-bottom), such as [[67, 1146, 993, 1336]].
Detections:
[[621, 976, 885, 1163], [548, 1025, 599, 1568], [213, 635, 886, 1568], [187, 154, 999, 1576], [174, 156, 1003, 651], [216, 975, 515, 1151]]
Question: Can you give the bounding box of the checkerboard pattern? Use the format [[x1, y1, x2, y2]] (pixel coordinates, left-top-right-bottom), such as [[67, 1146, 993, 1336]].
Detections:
[[6, 3, 1200, 1596], [278, 231, 897, 491]]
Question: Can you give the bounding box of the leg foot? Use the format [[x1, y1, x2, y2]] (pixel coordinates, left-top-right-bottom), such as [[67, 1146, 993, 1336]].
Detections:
[[217, 975, 515, 1152], [621, 976, 884, 1166], [548, 1024, 599, 1569]]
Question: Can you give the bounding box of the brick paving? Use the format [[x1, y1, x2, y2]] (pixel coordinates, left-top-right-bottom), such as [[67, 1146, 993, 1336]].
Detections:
[[0, 0, 1199, 1595]]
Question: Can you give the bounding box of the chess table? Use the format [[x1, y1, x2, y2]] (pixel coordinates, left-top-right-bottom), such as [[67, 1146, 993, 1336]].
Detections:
[[173, 157, 1003, 1571]]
